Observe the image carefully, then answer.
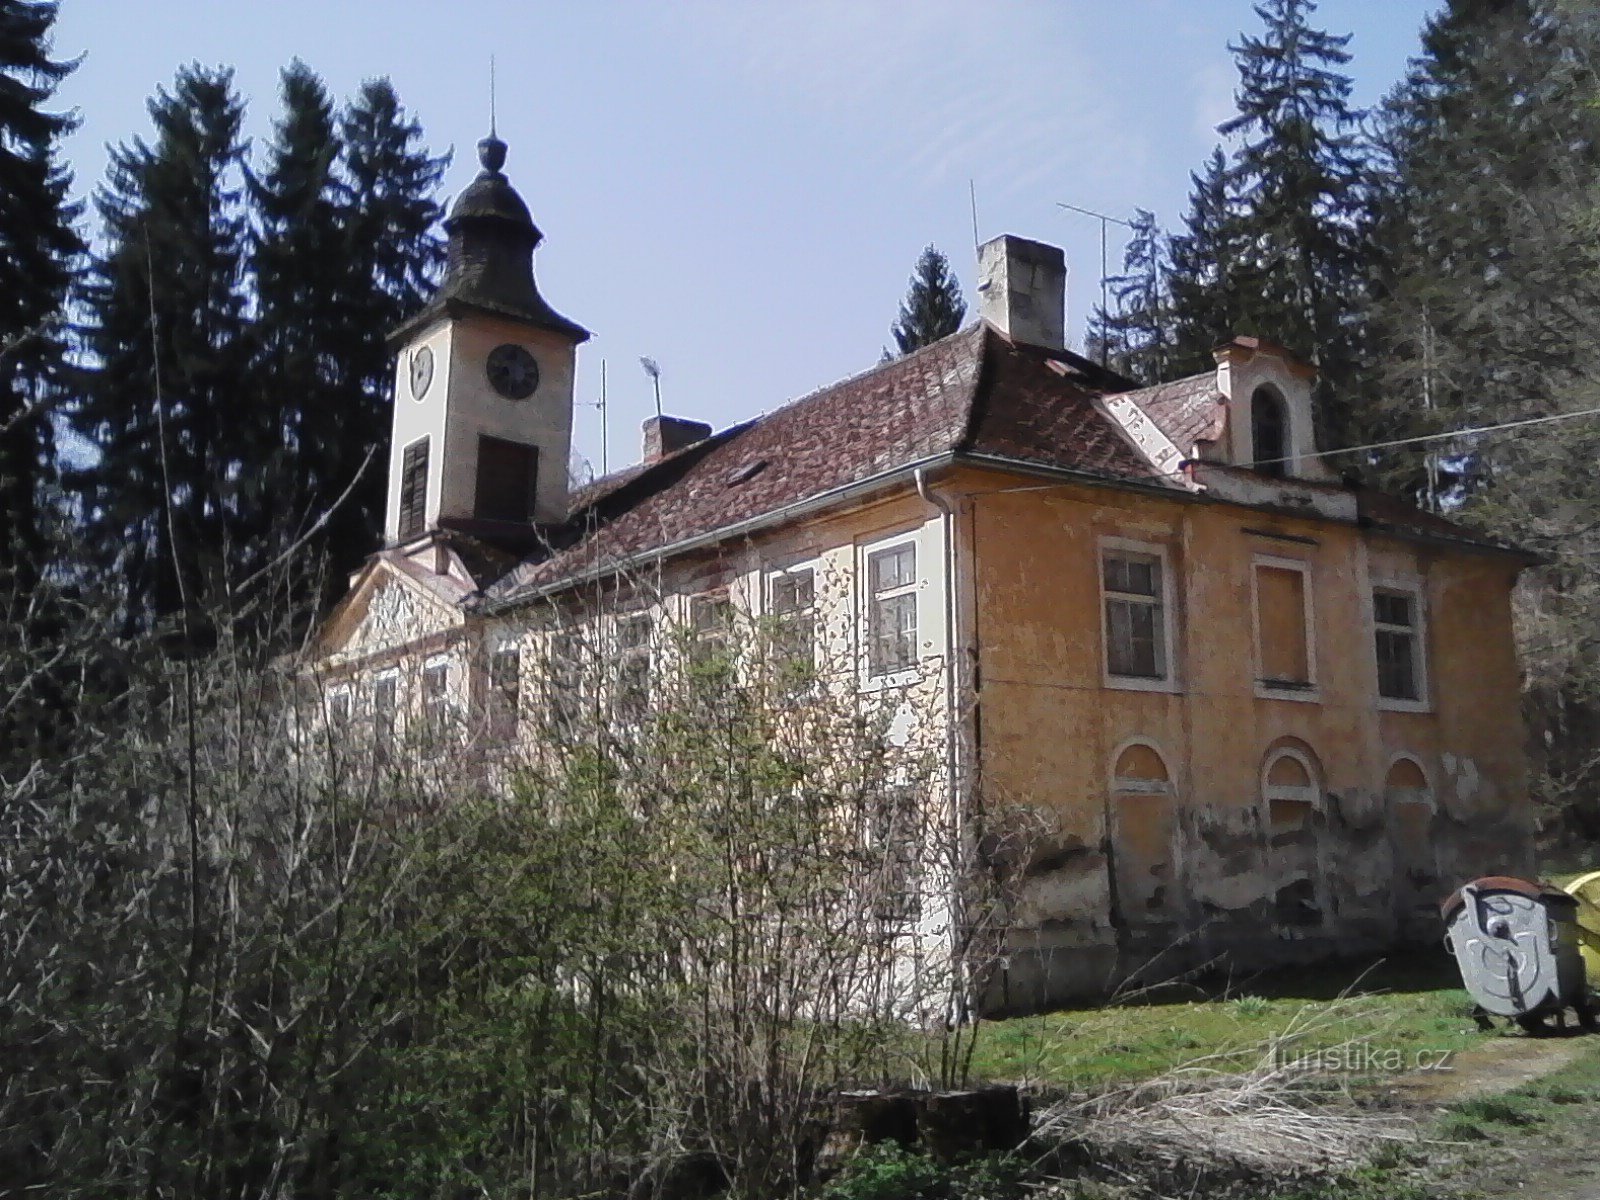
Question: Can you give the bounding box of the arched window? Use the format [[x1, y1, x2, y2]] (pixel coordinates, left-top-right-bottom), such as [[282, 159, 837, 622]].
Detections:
[[1251, 387, 1288, 478], [1385, 755, 1435, 862], [1110, 739, 1176, 922], [1262, 742, 1321, 833]]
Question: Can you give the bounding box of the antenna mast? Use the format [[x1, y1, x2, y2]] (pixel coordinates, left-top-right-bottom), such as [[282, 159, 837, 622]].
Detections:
[[1055, 201, 1136, 365]]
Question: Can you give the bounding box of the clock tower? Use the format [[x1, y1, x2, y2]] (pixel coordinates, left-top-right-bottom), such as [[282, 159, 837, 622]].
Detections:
[[383, 132, 589, 545]]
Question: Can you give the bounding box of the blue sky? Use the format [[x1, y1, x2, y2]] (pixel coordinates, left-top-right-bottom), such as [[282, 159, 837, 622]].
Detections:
[[53, 1, 1438, 478]]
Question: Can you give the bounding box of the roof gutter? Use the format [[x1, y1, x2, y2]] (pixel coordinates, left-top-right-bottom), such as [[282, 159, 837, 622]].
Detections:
[[479, 451, 960, 613]]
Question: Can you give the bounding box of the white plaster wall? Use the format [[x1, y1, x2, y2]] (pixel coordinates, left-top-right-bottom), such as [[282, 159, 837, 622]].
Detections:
[[385, 321, 454, 543]]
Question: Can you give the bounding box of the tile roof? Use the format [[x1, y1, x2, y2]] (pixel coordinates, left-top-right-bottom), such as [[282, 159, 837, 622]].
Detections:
[[473, 325, 1523, 609], [1118, 371, 1227, 456], [482, 325, 1160, 605]]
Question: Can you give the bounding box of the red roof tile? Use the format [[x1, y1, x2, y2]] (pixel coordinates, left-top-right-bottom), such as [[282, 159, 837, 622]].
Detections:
[[483, 325, 1159, 604], [1118, 371, 1227, 456]]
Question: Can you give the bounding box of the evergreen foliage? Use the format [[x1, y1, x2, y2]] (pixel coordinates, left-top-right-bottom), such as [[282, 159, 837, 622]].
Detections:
[[0, 0, 81, 594], [1203, 0, 1371, 445], [1167, 148, 1249, 375], [70, 64, 252, 637], [330, 78, 447, 578], [1085, 209, 1174, 384], [888, 245, 967, 357]]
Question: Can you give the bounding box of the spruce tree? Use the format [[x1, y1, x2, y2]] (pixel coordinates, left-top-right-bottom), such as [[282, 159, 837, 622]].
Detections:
[[0, 0, 81, 598], [247, 60, 356, 608], [1167, 148, 1249, 376], [1167, 0, 1371, 444], [331, 79, 447, 570], [1086, 209, 1173, 384], [70, 65, 251, 637], [888, 245, 966, 356]]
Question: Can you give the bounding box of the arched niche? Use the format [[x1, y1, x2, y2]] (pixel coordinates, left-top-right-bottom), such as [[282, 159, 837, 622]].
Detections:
[[1261, 740, 1321, 834], [1108, 738, 1177, 923]]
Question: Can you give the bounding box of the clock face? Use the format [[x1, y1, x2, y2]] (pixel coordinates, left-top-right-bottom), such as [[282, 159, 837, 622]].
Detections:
[[486, 343, 539, 400], [409, 346, 434, 400]]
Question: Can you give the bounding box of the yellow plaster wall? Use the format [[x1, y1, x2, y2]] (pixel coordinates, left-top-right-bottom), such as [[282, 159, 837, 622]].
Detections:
[[948, 466, 1530, 1006]]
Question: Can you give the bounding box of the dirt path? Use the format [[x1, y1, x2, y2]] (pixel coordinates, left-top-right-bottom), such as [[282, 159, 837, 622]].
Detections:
[[1385, 1031, 1591, 1104], [1378, 1033, 1600, 1199]]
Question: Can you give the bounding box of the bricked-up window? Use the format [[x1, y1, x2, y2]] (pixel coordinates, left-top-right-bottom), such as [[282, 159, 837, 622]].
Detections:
[[868, 543, 917, 678], [1102, 549, 1167, 680], [398, 437, 429, 539], [769, 568, 816, 679], [1255, 560, 1313, 690], [328, 687, 352, 729], [614, 615, 652, 719], [487, 647, 520, 739], [475, 435, 539, 524], [1374, 588, 1422, 702]]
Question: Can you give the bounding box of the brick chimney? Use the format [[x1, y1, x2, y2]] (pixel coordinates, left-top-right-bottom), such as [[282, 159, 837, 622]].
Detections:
[[976, 234, 1066, 351], [643, 414, 711, 464]]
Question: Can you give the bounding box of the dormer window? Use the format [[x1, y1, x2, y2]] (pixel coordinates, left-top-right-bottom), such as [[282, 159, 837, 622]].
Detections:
[[1251, 387, 1288, 478]]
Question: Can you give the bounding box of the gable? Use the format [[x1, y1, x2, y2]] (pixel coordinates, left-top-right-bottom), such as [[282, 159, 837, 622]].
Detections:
[[318, 561, 465, 664]]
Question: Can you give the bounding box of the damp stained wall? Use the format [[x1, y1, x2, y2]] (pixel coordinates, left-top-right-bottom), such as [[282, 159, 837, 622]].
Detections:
[[947, 465, 1531, 1010]]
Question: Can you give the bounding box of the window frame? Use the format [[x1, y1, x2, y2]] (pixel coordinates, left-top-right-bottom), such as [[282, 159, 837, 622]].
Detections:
[[398, 436, 430, 540], [863, 538, 920, 686], [372, 669, 399, 750], [485, 644, 521, 740], [1372, 579, 1430, 713], [1250, 553, 1319, 703], [1098, 537, 1180, 693], [1250, 385, 1290, 478], [612, 612, 654, 721], [766, 564, 818, 689]]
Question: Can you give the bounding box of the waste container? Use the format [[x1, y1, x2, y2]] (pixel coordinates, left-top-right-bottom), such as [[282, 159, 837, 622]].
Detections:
[[1440, 876, 1597, 1034], [1563, 870, 1600, 985]]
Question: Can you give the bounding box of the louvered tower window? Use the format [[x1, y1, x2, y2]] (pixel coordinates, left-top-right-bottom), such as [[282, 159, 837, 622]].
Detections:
[[475, 435, 539, 524], [398, 437, 429, 539]]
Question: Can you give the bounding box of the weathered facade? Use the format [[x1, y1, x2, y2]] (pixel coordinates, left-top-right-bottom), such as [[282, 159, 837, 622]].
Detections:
[[311, 133, 1534, 1009]]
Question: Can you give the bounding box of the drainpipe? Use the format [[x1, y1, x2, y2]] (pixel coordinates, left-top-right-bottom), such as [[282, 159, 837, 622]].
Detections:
[[915, 467, 968, 1018]]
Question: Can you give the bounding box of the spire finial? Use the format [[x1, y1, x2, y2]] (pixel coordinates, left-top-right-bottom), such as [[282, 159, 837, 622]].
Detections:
[[478, 56, 507, 172]]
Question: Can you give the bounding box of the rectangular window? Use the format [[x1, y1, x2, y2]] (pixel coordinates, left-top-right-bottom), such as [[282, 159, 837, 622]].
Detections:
[[421, 660, 449, 738], [1102, 547, 1168, 681], [689, 594, 735, 672], [1254, 559, 1314, 692], [475, 435, 539, 524], [487, 647, 520, 739], [328, 687, 352, 728], [547, 632, 584, 734], [373, 673, 398, 749], [398, 437, 429, 539], [871, 785, 922, 925], [868, 543, 917, 678], [1374, 587, 1423, 703], [614, 615, 653, 719], [769, 567, 816, 682]]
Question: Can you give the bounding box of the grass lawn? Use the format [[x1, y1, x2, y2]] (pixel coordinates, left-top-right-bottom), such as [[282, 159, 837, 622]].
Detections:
[[963, 953, 1487, 1091]]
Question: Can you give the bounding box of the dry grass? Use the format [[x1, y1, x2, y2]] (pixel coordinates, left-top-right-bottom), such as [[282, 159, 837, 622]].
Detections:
[[1027, 998, 1420, 1182]]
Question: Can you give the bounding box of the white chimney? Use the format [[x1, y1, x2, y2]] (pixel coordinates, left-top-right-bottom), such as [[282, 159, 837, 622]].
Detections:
[[976, 234, 1066, 351]]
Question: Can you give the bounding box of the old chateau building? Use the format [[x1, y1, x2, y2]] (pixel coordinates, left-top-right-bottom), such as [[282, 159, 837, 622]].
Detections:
[[311, 132, 1534, 1007]]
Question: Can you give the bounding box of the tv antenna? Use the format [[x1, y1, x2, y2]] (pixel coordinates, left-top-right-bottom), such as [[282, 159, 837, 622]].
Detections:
[[640, 356, 662, 418], [1056, 201, 1135, 365]]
